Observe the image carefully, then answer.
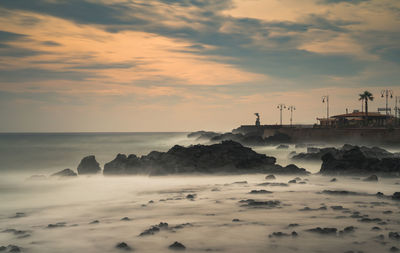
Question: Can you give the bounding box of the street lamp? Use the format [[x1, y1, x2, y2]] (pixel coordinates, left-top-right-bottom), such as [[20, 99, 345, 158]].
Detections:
[[288, 106, 296, 127], [322, 95, 329, 119], [277, 104, 286, 126], [381, 89, 393, 117]]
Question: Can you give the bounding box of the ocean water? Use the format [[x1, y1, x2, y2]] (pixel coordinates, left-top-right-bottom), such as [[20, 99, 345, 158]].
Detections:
[[0, 133, 399, 253], [0, 132, 196, 174]]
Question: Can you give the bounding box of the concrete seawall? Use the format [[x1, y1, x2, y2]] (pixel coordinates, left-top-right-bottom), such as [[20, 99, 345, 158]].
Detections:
[[234, 125, 400, 145]]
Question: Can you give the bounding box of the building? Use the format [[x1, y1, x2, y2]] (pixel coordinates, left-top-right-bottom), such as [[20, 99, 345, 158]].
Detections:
[[317, 111, 394, 128]]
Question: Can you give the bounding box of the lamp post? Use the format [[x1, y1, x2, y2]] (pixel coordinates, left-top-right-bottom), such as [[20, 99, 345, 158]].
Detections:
[[288, 106, 296, 127], [277, 104, 286, 126], [395, 96, 400, 126], [380, 89, 393, 117], [322, 95, 329, 126]]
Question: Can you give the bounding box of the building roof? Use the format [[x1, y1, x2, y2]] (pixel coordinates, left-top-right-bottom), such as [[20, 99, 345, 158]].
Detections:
[[331, 112, 389, 118]]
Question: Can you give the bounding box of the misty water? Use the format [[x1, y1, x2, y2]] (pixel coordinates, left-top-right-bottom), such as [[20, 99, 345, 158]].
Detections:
[[0, 133, 399, 252]]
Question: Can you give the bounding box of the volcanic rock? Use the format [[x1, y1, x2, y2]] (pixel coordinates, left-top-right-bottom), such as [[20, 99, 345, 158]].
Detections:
[[103, 141, 309, 175], [116, 242, 131, 251], [77, 155, 101, 175], [320, 146, 400, 176], [168, 241, 186, 250], [51, 168, 77, 177]]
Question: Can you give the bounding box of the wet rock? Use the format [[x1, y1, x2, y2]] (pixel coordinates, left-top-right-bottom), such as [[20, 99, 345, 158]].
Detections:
[[89, 220, 99, 224], [168, 241, 186, 251], [330, 178, 337, 182], [372, 227, 381, 231], [232, 219, 240, 222], [47, 222, 66, 228], [383, 210, 393, 214], [104, 141, 291, 175], [321, 190, 362, 196], [288, 224, 299, 228], [320, 146, 400, 176], [299, 206, 327, 211], [51, 168, 77, 177], [5, 245, 21, 253], [391, 246, 400, 252], [306, 227, 337, 235], [392, 192, 400, 201], [239, 199, 280, 208], [268, 232, 295, 238], [339, 226, 356, 235], [358, 218, 382, 223], [116, 242, 131, 251], [257, 182, 288, 187], [288, 179, 296, 184], [139, 222, 169, 236], [186, 194, 196, 199], [331, 206, 345, 210], [2, 229, 29, 237], [233, 181, 248, 184], [389, 232, 400, 240], [77, 155, 101, 175], [276, 144, 289, 149], [121, 217, 131, 221], [265, 175, 276, 180], [363, 175, 378, 181], [249, 190, 272, 194]]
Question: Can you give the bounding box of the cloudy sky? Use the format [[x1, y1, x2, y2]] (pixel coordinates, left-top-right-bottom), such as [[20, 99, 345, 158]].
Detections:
[[0, 0, 399, 132]]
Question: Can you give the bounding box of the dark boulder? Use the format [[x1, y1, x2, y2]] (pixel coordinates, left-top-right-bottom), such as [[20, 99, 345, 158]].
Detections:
[[320, 146, 400, 176], [265, 174, 276, 180], [77, 155, 101, 175], [103, 141, 309, 175], [116, 242, 131, 251], [51, 168, 77, 177], [306, 227, 337, 235], [168, 241, 186, 251], [392, 192, 400, 200]]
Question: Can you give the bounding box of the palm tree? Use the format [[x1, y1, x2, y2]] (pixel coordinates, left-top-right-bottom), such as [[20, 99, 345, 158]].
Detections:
[[359, 91, 374, 125]]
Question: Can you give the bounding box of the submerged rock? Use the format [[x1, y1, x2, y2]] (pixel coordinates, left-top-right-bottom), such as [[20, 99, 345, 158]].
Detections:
[[116, 242, 131, 251], [239, 199, 280, 208], [392, 192, 400, 201], [47, 222, 66, 228], [249, 190, 273, 194], [306, 227, 337, 235], [363, 175, 378, 181], [265, 174, 276, 180], [51, 168, 77, 177], [168, 241, 186, 251], [103, 141, 309, 175], [77, 155, 101, 175]]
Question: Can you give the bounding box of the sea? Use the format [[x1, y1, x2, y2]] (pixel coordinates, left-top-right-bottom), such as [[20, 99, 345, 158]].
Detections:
[[0, 132, 399, 253]]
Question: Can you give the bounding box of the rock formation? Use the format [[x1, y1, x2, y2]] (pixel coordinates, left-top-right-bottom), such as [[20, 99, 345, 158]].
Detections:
[[103, 141, 309, 175], [77, 155, 101, 175]]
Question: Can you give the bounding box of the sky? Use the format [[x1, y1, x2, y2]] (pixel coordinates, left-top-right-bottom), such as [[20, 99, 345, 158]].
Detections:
[[0, 0, 399, 132]]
